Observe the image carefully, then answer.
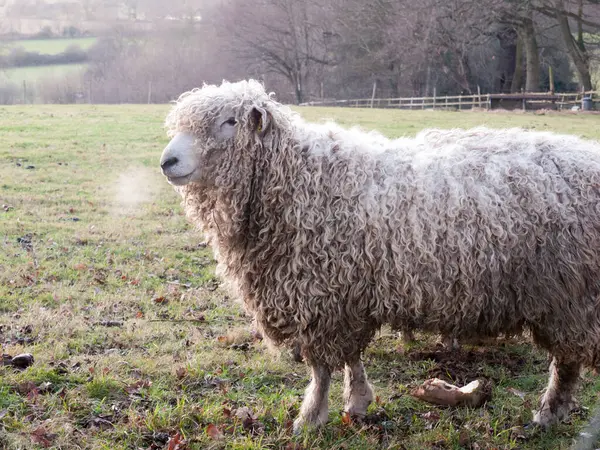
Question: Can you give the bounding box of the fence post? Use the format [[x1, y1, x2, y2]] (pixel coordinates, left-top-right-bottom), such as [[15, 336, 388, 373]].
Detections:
[[370, 80, 377, 108], [477, 85, 482, 108], [147, 81, 152, 104], [445, 96, 448, 108], [23, 80, 27, 104], [433, 87, 437, 110], [459, 95, 462, 110]]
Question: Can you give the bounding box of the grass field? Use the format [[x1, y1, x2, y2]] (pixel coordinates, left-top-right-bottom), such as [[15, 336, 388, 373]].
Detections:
[[0, 38, 98, 55], [1, 105, 600, 449], [1, 64, 88, 84]]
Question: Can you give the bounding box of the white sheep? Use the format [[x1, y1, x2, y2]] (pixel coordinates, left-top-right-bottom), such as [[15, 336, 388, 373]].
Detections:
[[160, 79, 600, 432]]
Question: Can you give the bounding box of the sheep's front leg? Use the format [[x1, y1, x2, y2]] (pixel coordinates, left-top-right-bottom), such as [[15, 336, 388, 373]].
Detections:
[[344, 359, 374, 417], [293, 363, 331, 432], [533, 357, 580, 427]]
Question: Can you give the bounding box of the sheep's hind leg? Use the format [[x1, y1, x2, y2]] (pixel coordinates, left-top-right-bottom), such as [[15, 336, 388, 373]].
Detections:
[[533, 357, 580, 427], [344, 359, 374, 418], [293, 363, 331, 432]]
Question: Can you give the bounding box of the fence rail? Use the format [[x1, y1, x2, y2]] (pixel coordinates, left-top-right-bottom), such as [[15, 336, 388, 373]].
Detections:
[[300, 91, 599, 111]]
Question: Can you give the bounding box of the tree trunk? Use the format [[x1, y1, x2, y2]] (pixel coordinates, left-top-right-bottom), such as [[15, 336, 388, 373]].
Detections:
[[521, 15, 540, 92], [293, 76, 304, 104], [497, 27, 518, 93], [555, 0, 592, 91], [511, 35, 524, 93]]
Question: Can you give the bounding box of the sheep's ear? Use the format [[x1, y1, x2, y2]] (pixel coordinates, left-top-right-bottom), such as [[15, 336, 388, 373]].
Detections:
[[250, 106, 271, 136]]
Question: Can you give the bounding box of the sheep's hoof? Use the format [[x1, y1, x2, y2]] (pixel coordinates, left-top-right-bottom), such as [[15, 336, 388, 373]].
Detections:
[[532, 397, 578, 427]]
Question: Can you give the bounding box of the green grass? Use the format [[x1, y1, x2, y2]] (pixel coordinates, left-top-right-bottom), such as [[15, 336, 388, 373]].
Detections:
[[0, 37, 98, 55], [1, 63, 88, 83], [1, 105, 600, 449]]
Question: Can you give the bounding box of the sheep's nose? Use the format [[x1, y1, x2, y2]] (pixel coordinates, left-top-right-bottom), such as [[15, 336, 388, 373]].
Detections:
[[161, 156, 179, 170]]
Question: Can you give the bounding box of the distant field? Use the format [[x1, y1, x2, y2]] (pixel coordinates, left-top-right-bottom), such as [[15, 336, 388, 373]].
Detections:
[[1, 106, 600, 449], [1, 63, 88, 84], [296, 106, 600, 140], [0, 37, 97, 55]]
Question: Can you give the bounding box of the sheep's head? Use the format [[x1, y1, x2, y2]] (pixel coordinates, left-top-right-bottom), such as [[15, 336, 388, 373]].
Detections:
[[160, 79, 278, 187]]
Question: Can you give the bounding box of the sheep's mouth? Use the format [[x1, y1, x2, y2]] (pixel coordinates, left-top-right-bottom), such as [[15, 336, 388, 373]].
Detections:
[[166, 172, 193, 186]]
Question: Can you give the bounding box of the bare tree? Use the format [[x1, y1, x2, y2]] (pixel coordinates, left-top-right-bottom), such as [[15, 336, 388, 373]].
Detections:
[[536, 0, 600, 90], [222, 0, 336, 103]]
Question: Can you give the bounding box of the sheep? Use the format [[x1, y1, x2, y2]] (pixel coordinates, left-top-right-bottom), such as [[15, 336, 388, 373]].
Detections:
[[159, 79, 600, 432]]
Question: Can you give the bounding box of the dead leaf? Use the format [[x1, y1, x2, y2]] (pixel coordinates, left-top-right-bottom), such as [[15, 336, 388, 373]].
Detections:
[[17, 381, 39, 399], [458, 430, 470, 446], [153, 296, 168, 304], [125, 379, 152, 394], [135, 311, 144, 319], [206, 424, 223, 440], [285, 444, 304, 450], [341, 411, 352, 425], [223, 407, 232, 418], [73, 263, 87, 271], [235, 406, 254, 421], [167, 431, 186, 449], [175, 367, 187, 380], [30, 426, 56, 448]]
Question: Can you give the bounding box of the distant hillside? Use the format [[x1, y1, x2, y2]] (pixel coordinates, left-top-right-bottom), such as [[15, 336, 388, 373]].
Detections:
[[0, 0, 152, 36]]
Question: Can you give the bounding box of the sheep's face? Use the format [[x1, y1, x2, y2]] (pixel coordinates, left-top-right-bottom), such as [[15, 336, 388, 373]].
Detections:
[[160, 105, 245, 187], [160, 92, 272, 188]]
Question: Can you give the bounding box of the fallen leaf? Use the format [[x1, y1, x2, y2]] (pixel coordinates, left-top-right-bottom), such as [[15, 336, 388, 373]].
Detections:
[[285, 443, 304, 450], [153, 296, 168, 304], [206, 424, 223, 440], [30, 426, 56, 448], [341, 411, 352, 425], [125, 379, 152, 394], [17, 381, 39, 399], [458, 430, 470, 446], [135, 311, 144, 319], [175, 367, 187, 380], [167, 431, 186, 449], [223, 407, 232, 418], [73, 263, 87, 271]]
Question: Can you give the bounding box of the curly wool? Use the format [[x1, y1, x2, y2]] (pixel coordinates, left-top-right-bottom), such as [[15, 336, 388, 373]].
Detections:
[[167, 80, 600, 370]]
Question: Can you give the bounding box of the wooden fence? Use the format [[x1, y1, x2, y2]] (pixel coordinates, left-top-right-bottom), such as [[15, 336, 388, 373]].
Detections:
[[300, 91, 599, 111]]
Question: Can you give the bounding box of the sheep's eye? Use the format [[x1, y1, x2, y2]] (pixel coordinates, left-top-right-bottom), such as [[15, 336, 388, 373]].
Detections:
[[223, 118, 237, 126]]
